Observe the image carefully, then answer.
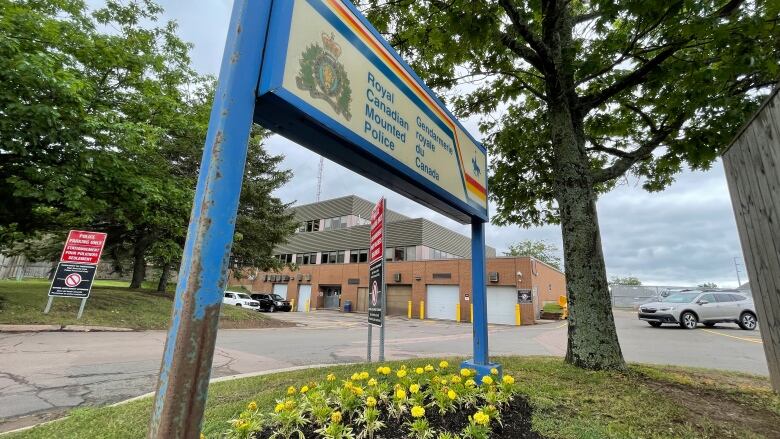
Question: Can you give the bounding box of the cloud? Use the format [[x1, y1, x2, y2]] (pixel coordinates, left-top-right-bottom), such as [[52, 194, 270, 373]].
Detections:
[[151, 0, 746, 288]]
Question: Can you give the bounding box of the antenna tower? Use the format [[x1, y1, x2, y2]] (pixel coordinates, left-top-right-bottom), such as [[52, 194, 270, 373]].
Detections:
[[316, 156, 324, 202]]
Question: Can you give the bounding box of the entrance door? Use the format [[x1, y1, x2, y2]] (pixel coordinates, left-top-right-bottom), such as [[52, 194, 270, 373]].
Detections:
[[297, 285, 312, 312], [323, 286, 341, 309], [487, 286, 517, 325], [426, 285, 459, 321], [356, 287, 368, 312], [387, 285, 412, 316], [272, 283, 288, 300]]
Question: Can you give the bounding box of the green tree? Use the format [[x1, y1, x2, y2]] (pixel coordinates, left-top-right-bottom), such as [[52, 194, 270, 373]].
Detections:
[[698, 282, 718, 288], [504, 240, 562, 271], [609, 276, 642, 286], [362, 0, 779, 369]]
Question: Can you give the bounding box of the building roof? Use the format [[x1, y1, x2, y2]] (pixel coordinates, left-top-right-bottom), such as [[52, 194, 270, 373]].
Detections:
[[289, 195, 409, 223]]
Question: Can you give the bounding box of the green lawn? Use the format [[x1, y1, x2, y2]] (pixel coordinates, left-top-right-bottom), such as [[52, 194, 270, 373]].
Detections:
[[7, 357, 779, 438], [0, 280, 284, 330]]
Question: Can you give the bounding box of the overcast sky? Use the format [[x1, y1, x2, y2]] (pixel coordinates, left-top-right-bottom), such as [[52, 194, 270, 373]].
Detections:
[[140, 0, 747, 288]]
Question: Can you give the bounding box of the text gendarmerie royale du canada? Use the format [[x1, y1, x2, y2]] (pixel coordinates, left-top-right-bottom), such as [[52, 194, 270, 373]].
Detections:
[[363, 72, 454, 181]]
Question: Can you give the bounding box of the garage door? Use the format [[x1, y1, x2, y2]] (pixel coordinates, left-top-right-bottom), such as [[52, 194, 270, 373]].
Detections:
[[427, 285, 459, 321], [272, 283, 288, 300], [356, 287, 368, 313], [387, 285, 411, 316], [297, 285, 311, 312], [487, 286, 517, 325]]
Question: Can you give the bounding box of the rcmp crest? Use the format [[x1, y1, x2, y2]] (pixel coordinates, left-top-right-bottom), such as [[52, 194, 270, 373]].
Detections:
[[296, 32, 352, 120]]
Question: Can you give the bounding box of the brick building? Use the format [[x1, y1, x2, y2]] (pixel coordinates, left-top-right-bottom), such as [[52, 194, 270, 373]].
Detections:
[[231, 195, 566, 324]]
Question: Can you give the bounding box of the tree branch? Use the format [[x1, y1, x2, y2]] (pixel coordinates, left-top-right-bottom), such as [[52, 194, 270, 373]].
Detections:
[[591, 117, 685, 183], [498, 31, 546, 72], [580, 44, 682, 111], [497, 0, 555, 72]]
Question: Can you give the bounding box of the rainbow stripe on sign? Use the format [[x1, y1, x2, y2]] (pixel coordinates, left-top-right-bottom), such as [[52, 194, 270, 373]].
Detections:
[[320, 0, 487, 206]]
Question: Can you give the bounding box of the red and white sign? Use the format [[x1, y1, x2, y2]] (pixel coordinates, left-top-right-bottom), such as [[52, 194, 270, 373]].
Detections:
[[64, 273, 82, 287], [369, 198, 385, 263], [60, 230, 107, 265]]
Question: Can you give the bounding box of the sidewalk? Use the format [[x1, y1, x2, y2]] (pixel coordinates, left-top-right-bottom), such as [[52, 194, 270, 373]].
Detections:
[[0, 324, 134, 333]]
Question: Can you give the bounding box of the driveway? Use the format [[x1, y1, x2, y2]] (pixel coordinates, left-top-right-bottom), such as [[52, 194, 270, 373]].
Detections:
[[0, 309, 768, 432]]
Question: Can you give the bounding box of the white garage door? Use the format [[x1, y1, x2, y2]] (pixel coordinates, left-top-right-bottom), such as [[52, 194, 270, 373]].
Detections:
[[297, 285, 311, 311], [487, 286, 517, 325], [272, 283, 288, 300], [426, 285, 459, 321]]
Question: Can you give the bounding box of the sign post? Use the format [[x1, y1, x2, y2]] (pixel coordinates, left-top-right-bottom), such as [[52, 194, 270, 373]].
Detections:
[[44, 230, 107, 319], [367, 197, 386, 362], [149, 0, 495, 436]]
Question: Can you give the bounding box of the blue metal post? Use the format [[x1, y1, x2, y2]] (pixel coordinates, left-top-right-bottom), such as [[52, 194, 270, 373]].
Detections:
[[461, 220, 501, 379], [147, 1, 271, 437]]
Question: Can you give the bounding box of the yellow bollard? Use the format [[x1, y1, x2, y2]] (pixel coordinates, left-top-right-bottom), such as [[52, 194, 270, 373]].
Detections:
[[515, 303, 521, 326], [290, 299, 295, 312], [470, 304, 473, 323], [420, 301, 425, 320], [407, 301, 412, 319], [306, 299, 310, 312], [456, 303, 461, 322]]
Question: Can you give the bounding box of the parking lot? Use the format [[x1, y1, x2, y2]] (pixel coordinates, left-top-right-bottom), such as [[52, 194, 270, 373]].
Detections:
[[0, 309, 768, 432]]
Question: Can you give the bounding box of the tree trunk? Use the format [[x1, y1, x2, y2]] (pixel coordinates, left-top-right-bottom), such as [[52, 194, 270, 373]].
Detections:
[[130, 242, 148, 289], [157, 263, 171, 293], [548, 95, 625, 370]]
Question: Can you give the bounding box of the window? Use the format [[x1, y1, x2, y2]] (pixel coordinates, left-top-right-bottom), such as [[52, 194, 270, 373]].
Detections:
[[323, 216, 348, 230], [296, 253, 317, 265], [322, 250, 345, 264], [224, 293, 234, 298], [730, 294, 747, 301], [275, 254, 293, 264], [715, 293, 735, 302], [299, 220, 320, 232], [394, 247, 405, 261], [385, 247, 393, 261], [699, 294, 716, 303], [350, 249, 368, 263]]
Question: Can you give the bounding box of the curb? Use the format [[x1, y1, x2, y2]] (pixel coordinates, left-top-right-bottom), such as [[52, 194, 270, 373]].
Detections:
[[0, 324, 135, 333], [0, 363, 353, 436]]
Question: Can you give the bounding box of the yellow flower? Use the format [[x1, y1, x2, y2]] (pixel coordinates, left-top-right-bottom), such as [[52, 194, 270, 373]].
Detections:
[[360, 371, 370, 380], [473, 410, 490, 426], [502, 375, 515, 385], [465, 379, 476, 388], [460, 368, 471, 377], [352, 386, 364, 396], [490, 368, 499, 375], [432, 376, 441, 384], [327, 373, 337, 382], [451, 376, 461, 384], [411, 405, 426, 418], [368, 378, 378, 387], [415, 367, 424, 375], [376, 366, 391, 375], [351, 373, 360, 381], [397, 369, 407, 378], [274, 402, 285, 413], [396, 389, 407, 399], [232, 419, 247, 428], [284, 400, 295, 410], [344, 381, 354, 389], [482, 376, 494, 385], [441, 379, 448, 385], [447, 389, 457, 400], [247, 401, 257, 411], [410, 384, 420, 394], [424, 364, 434, 372], [331, 411, 342, 424], [366, 396, 377, 407], [300, 386, 309, 394], [200, 433, 206, 439], [287, 386, 296, 395], [439, 360, 449, 369]]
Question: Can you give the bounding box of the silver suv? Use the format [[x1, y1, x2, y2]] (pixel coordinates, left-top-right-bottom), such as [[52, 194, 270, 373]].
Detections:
[[639, 291, 757, 330]]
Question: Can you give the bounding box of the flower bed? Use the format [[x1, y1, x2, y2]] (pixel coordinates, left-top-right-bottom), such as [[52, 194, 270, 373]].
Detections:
[[221, 361, 542, 439]]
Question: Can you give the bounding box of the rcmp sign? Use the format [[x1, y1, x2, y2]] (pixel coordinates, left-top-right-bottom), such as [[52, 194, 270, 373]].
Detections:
[[254, 0, 488, 223]]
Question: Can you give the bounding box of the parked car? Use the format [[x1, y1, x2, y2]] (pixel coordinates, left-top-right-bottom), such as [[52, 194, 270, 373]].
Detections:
[[251, 293, 292, 312], [223, 291, 261, 310], [638, 290, 757, 330]]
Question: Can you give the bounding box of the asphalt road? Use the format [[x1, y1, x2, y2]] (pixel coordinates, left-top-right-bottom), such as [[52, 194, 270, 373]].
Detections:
[[0, 309, 768, 432]]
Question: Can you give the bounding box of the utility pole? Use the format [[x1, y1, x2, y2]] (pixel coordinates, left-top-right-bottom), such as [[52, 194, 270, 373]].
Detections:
[[733, 257, 742, 287], [316, 156, 324, 202]]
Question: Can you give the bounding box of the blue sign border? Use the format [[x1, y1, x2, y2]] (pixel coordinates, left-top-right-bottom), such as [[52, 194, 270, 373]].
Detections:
[[253, 0, 488, 224]]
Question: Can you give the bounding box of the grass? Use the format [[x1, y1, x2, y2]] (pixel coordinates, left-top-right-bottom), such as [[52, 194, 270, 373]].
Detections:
[[542, 303, 563, 313], [0, 280, 283, 330], [6, 357, 779, 439]]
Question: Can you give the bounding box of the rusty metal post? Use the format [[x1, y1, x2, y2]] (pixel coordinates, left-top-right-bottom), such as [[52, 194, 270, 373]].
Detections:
[[147, 1, 272, 437]]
